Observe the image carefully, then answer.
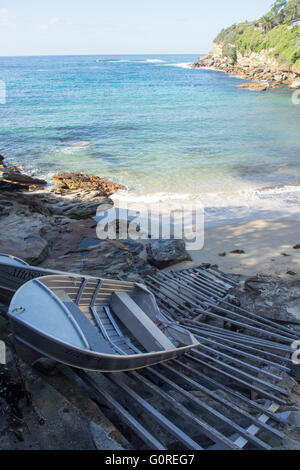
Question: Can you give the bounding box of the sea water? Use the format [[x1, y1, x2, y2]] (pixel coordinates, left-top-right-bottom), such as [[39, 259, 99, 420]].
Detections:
[[1, 54, 300, 226]]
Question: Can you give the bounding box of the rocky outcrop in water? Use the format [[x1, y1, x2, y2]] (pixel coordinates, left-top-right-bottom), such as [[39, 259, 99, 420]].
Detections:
[[238, 82, 270, 91], [289, 79, 300, 89], [0, 158, 47, 191], [52, 172, 126, 196]]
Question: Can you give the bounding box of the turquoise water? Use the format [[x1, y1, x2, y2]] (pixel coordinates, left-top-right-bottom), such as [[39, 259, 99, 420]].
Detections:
[[1, 54, 300, 223]]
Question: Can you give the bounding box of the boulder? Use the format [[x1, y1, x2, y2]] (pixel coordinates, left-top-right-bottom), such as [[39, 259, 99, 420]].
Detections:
[[0, 212, 49, 265], [289, 80, 300, 89], [52, 172, 126, 196], [146, 239, 191, 269], [274, 73, 284, 82], [0, 233, 48, 266], [239, 275, 300, 324]]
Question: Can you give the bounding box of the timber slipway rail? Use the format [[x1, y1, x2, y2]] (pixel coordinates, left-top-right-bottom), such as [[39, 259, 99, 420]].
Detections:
[[3, 261, 299, 450]]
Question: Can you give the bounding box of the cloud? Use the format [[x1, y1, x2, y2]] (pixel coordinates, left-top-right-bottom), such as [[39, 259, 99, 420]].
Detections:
[[39, 17, 61, 30], [49, 17, 60, 25], [0, 9, 17, 29]]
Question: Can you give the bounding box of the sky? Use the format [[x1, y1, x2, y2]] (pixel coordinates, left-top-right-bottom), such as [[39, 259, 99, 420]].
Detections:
[[0, 0, 274, 56]]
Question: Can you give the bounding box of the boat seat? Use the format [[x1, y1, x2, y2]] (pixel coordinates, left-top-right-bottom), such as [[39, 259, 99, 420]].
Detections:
[[110, 292, 174, 352], [53, 289, 115, 354]]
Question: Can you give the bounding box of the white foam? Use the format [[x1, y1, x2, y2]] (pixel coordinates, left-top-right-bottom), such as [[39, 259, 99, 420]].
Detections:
[[111, 184, 300, 226], [70, 141, 94, 148], [143, 59, 165, 63], [164, 62, 193, 69]]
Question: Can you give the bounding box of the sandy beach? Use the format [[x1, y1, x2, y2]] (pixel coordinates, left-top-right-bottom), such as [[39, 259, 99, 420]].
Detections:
[[168, 216, 300, 278]]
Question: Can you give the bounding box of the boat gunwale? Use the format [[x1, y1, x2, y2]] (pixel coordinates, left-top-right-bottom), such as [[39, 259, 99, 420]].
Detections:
[[0, 253, 29, 266]]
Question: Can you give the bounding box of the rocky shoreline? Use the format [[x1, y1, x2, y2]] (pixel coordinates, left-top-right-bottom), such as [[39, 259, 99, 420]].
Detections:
[[1, 155, 300, 450], [192, 43, 300, 90], [0, 154, 191, 280]]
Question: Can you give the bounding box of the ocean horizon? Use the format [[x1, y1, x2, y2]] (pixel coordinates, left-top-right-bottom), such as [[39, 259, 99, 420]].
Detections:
[[1, 53, 300, 226]]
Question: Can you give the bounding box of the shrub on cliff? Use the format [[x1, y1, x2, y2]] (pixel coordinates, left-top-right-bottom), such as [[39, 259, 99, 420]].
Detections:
[[222, 43, 237, 62], [214, 0, 300, 67]]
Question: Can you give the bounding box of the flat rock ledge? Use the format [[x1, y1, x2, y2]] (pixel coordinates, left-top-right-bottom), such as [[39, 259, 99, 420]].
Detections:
[[238, 82, 269, 91]]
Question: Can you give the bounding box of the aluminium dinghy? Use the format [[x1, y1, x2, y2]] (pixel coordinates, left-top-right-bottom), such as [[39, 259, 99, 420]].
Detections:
[[8, 274, 199, 372], [0, 253, 68, 298]]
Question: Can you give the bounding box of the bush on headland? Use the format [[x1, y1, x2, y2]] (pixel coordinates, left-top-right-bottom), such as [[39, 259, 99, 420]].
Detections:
[[215, 0, 300, 67]]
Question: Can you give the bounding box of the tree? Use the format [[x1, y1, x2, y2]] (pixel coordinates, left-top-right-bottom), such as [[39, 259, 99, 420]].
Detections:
[[284, 0, 300, 20], [270, 0, 288, 24], [260, 16, 274, 33], [271, 0, 287, 16]]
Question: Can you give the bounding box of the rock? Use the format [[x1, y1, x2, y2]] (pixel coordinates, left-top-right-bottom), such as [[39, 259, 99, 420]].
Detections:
[[0, 201, 12, 216], [0, 191, 51, 216], [286, 411, 300, 428], [0, 169, 47, 188], [52, 172, 126, 196], [238, 275, 300, 324], [238, 82, 269, 91], [0, 345, 97, 450], [43, 239, 147, 278], [293, 245, 300, 250], [230, 250, 245, 254], [289, 80, 300, 89], [0, 212, 49, 265], [47, 194, 113, 220], [193, 43, 299, 86], [218, 252, 227, 257], [89, 422, 123, 450], [287, 271, 297, 276], [274, 73, 284, 82], [146, 239, 191, 269], [0, 234, 48, 265]]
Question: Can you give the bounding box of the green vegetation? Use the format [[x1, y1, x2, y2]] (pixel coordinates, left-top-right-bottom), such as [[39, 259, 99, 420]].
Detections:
[[222, 43, 237, 62], [215, 0, 300, 66]]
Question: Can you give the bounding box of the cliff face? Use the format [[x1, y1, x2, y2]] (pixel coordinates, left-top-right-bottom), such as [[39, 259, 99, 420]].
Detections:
[[193, 42, 300, 85], [193, 0, 300, 86]]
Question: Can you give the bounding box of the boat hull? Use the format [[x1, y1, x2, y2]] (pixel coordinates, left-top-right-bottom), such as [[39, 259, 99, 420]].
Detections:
[[10, 316, 192, 372], [0, 258, 72, 297]]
